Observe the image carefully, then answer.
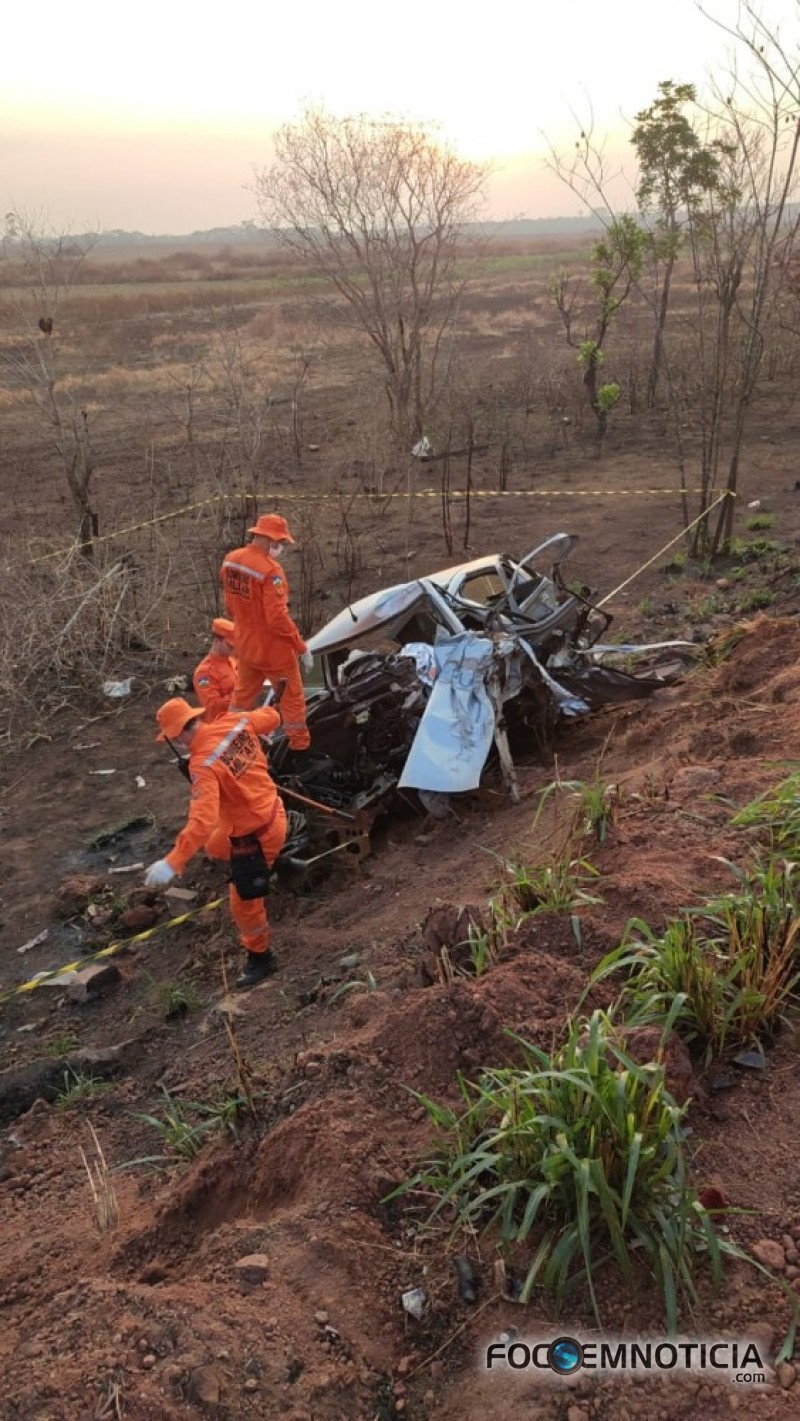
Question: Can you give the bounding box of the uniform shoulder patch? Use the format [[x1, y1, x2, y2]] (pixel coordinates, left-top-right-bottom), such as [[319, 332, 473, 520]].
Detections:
[[197, 676, 211, 686], [272, 575, 283, 588]]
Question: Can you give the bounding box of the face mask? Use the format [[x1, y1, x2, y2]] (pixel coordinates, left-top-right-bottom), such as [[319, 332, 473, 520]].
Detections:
[[269, 542, 285, 558]]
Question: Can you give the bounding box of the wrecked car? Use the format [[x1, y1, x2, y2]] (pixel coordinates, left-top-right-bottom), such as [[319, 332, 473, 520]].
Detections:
[[267, 534, 692, 846]]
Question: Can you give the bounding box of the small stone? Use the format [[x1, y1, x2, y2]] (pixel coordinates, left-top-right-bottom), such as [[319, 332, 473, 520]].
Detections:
[[752, 1239, 785, 1271], [244, 1377, 259, 1392], [396, 1355, 414, 1376], [67, 962, 121, 1004], [777, 1362, 797, 1390], [187, 1366, 221, 1405], [786, 1266, 799, 1281], [54, 874, 105, 917], [142, 1353, 157, 1370], [747, 1322, 775, 1358], [567, 1408, 590, 1421], [785, 1247, 799, 1267], [314, 1310, 329, 1326], [395, 1402, 406, 1415], [120, 904, 159, 931], [137, 1338, 151, 1353], [234, 1253, 270, 1284]]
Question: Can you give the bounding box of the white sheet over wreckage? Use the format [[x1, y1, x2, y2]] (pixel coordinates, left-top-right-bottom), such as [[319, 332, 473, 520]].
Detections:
[[398, 634, 497, 793]]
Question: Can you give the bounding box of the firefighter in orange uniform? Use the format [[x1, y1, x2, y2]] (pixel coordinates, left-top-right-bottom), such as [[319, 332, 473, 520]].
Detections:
[[144, 698, 287, 989], [192, 617, 238, 723], [220, 513, 312, 753]]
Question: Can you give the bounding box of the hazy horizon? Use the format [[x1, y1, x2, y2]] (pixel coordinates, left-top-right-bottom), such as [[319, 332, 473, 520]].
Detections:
[[4, 0, 797, 235]]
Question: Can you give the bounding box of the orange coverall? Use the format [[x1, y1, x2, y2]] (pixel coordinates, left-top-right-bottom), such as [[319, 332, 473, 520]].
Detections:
[[221, 543, 310, 749], [192, 650, 237, 723], [165, 707, 287, 955]]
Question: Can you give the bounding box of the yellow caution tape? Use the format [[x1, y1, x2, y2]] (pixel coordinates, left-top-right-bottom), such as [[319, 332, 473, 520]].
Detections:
[[25, 486, 723, 566], [29, 493, 234, 564], [0, 897, 226, 1005]]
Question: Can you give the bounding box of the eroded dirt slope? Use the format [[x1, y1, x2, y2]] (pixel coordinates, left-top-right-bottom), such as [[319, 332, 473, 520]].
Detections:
[[1, 618, 800, 1420]]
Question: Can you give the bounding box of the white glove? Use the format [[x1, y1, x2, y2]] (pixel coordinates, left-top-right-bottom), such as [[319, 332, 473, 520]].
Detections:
[[300, 650, 314, 673], [144, 859, 176, 888]]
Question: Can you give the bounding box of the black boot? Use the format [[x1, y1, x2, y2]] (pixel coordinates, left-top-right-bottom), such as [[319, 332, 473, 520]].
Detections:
[[236, 950, 279, 989]]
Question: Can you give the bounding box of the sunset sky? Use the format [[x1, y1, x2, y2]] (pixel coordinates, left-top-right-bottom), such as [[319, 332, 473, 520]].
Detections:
[[2, 0, 796, 233]]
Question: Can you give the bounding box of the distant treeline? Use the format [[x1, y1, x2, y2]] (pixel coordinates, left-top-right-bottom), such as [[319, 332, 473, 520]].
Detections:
[[84, 215, 607, 248]]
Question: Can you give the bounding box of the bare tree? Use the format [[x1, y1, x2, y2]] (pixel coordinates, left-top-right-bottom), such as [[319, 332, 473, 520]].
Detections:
[[252, 108, 488, 445], [546, 1, 800, 556], [682, 2, 800, 553], [1, 210, 100, 553]]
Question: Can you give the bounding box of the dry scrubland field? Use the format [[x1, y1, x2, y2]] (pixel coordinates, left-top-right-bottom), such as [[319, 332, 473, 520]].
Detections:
[[2, 236, 800, 1420]]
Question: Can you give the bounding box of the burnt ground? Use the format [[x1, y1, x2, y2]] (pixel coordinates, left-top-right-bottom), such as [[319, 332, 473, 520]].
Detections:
[[2, 611, 800, 1421]]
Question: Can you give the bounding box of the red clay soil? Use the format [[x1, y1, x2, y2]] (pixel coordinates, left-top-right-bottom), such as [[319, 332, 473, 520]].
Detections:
[[2, 618, 800, 1420]]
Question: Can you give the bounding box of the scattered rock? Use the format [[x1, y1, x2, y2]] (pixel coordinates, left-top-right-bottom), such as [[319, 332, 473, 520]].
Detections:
[[752, 1239, 785, 1272], [187, 1365, 221, 1405], [66, 962, 122, 1004], [244, 1377, 259, 1392], [747, 1321, 775, 1359], [777, 1362, 797, 1390], [54, 875, 105, 918], [235, 1254, 270, 1285], [119, 904, 160, 931], [567, 1408, 590, 1421], [142, 1353, 157, 1370], [314, 1310, 330, 1325], [401, 1288, 426, 1320]]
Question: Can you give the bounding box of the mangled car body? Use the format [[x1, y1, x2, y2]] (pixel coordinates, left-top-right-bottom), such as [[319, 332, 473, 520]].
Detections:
[[269, 535, 691, 838]]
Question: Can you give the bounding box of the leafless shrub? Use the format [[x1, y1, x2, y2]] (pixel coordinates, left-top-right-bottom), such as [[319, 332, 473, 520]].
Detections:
[[0, 541, 171, 749], [334, 495, 365, 603], [293, 506, 325, 637]]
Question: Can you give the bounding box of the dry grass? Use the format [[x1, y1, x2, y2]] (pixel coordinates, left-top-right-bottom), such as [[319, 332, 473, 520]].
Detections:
[[0, 541, 172, 750], [79, 1125, 119, 1237]]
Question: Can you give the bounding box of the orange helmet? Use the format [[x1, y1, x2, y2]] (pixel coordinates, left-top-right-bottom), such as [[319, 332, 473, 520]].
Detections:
[[155, 697, 205, 743], [247, 513, 295, 543], [211, 617, 235, 641]]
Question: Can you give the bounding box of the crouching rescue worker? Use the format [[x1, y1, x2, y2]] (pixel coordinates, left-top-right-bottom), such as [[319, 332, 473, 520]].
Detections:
[[220, 512, 313, 754], [192, 617, 237, 723], [144, 697, 287, 989]]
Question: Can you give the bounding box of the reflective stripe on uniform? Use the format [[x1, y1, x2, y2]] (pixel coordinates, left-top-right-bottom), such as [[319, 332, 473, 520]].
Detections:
[[223, 560, 265, 582], [203, 717, 249, 767]]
